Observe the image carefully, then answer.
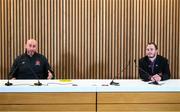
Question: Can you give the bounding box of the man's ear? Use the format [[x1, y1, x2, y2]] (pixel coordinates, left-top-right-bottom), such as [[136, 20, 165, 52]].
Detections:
[[156, 50, 158, 54], [156, 49, 158, 54]]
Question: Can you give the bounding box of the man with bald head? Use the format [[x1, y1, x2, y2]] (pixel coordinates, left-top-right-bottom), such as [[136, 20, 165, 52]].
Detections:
[[10, 39, 54, 79]]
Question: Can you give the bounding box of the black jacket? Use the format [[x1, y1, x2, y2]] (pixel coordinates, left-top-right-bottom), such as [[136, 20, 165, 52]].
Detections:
[[139, 55, 170, 81], [10, 53, 53, 79]]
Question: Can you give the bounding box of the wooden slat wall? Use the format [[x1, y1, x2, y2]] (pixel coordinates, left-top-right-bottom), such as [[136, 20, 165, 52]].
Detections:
[[0, 0, 179, 79]]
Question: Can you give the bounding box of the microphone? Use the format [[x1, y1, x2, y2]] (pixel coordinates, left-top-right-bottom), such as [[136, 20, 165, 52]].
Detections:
[[5, 71, 15, 86], [5, 59, 26, 86], [134, 59, 159, 85], [110, 61, 131, 86], [23, 58, 42, 86]]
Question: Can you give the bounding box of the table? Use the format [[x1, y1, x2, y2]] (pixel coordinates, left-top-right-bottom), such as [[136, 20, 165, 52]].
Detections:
[[0, 79, 180, 112]]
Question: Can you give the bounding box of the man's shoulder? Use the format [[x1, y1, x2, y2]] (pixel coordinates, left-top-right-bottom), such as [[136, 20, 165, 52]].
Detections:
[[157, 55, 168, 61], [15, 53, 26, 60], [35, 53, 47, 60], [139, 56, 148, 62]]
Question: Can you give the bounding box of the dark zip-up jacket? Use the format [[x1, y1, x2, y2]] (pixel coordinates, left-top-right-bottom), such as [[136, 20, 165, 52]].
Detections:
[[10, 53, 53, 79], [139, 55, 170, 81]]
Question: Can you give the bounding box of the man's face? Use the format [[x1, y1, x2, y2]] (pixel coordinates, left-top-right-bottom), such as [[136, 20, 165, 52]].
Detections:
[[146, 44, 157, 58], [25, 39, 37, 57]]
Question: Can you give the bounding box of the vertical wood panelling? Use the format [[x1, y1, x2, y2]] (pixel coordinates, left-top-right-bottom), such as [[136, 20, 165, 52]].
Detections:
[[0, 0, 180, 79]]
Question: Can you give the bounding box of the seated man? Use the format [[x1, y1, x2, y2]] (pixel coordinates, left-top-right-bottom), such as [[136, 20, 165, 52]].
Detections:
[[139, 42, 170, 82], [10, 39, 54, 79]]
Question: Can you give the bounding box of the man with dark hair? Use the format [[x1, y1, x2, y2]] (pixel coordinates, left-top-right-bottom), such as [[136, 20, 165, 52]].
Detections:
[[10, 39, 54, 79], [139, 42, 170, 82]]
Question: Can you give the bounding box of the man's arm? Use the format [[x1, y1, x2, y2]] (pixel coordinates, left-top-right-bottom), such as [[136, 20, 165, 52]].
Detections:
[[161, 59, 170, 80], [43, 57, 54, 79], [139, 59, 151, 81], [9, 57, 20, 79]]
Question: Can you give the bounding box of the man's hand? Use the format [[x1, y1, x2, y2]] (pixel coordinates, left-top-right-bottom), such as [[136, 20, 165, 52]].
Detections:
[[47, 70, 53, 79], [151, 74, 161, 82]]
